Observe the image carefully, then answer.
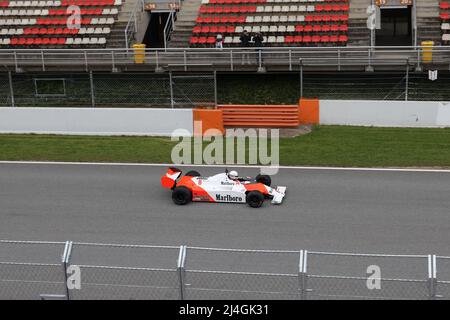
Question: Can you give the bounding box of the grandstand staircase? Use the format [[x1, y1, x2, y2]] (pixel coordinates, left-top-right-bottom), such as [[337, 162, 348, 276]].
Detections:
[[108, 0, 140, 48], [416, 0, 441, 45], [168, 0, 202, 48], [347, 0, 370, 46]]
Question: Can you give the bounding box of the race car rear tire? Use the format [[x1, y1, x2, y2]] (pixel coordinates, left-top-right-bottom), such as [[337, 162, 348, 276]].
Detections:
[[246, 191, 264, 208], [256, 174, 271, 186], [172, 187, 192, 205], [185, 170, 201, 177]]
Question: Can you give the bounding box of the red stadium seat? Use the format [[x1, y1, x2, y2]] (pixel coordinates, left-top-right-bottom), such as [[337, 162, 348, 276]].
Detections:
[[338, 35, 348, 42], [190, 36, 199, 44], [330, 35, 338, 42], [294, 35, 302, 43], [440, 2, 450, 9]]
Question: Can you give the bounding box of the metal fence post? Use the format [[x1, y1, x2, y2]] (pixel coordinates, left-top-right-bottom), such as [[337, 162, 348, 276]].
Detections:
[[298, 250, 308, 300], [89, 71, 95, 107], [230, 50, 234, 71], [41, 50, 45, 72], [214, 70, 218, 106], [428, 254, 437, 300], [416, 46, 422, 72], [169, 71, 174, 108], [8, 71, 15, 107], [13, 51, 19, 73], [61, 241, 73, 300], [84, 51, 88, 73], [177, 245, 187, 300], [288, 49, 292, 71], [299, 58, 303, 98], [405, 58, 409, 101]]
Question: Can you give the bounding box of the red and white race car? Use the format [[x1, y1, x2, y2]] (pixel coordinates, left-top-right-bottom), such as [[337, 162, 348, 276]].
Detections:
[[161, 167, 286, 208]]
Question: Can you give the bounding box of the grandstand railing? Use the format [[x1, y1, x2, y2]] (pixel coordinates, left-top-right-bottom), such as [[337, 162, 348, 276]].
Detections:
[[1, 46, 449, 72], [0, 239, 449, 300], [124, 0, 146, 50], [163, 10, 177, 50]]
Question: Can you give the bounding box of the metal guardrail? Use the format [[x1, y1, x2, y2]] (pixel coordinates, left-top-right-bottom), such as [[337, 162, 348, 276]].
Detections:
[[124, 0, 145, 50], [0, 239, 449, 300], [1, 46, 449, 72], [163, 10, 177, 50]]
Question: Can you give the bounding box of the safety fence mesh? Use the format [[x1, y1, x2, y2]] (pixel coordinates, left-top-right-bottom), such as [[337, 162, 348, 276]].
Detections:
[[0, 240, 449, 300]]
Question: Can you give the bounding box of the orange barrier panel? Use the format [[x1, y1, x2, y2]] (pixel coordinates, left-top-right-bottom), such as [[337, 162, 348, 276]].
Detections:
[[298, 98, 319, 125], [217, 105, 299, 127], [193, 109, 224, 136]]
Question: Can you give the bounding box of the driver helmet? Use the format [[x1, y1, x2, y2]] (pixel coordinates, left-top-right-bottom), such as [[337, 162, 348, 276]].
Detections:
[[228, 170, 238, 180]]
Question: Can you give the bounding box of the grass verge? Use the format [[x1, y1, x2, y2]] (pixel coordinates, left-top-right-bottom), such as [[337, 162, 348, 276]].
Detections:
[[1, 126, 450, 167]]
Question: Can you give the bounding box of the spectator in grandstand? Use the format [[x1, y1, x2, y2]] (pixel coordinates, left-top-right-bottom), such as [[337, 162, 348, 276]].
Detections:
[[215, 34, 224, 49], [239, 30, 251, 65], [253, 32, 264, 48], [253, 32, 264, 64]]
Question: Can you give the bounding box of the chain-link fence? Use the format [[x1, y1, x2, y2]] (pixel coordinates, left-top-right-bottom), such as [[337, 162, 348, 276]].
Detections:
[[0, 240, 449, 300], [306, 252, 430, 300], [1, 70, 450, 107], [300, 72, 450, 101], [0, 240, 67, 300], [0, 72, 216, 108]]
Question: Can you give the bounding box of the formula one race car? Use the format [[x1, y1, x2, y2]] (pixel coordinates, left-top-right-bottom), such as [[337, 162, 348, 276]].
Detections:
[[161, 167, 286, 208]]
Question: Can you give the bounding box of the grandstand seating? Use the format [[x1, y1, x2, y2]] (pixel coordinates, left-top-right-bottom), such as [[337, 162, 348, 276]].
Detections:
[[190, 0, 349, 47], [441, 1, 450, 44], [0, 0, 123, 47]]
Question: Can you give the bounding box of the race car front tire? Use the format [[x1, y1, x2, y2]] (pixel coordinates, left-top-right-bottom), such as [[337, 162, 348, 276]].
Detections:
[[185, 170, 201, 177], [246, 191, 265, 208], [172, 187, 192, 205], [256, 174, 271, 186]]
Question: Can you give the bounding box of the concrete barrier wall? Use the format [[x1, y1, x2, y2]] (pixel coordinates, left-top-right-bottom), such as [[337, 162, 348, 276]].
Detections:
[[319, 100, 450, 127], [0, 108, 193, 136]]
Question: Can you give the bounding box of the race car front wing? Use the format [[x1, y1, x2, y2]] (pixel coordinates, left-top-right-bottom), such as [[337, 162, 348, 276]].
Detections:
[[270, 186, 287, 204]]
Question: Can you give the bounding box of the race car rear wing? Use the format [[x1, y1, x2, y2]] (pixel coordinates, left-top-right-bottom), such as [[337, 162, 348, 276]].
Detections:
[[161, 167, 182, 189]]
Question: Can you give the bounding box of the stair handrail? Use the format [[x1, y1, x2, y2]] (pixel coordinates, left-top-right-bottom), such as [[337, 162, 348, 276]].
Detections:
[[163, 9, 177, 50], [124, 0, 145, 50]]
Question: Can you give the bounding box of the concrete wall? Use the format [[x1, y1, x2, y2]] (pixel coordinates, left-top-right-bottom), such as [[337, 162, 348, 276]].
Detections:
[[319, 100, 450, 127], [0, 108, 193, 136]]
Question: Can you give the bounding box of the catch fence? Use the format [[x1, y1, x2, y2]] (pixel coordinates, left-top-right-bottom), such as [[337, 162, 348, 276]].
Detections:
[[0, 240, 448, 300]]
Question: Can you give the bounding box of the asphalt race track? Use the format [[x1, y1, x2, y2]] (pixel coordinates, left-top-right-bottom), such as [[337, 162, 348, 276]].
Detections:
[[1, 162, 450, 255]]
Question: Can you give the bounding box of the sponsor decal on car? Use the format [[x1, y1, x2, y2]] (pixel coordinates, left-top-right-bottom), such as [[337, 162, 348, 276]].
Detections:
[[215, 194, 243, 202]]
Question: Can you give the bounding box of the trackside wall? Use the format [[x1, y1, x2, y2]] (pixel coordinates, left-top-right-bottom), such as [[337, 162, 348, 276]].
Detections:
[[0, 108, 193, 136], [319, 100, 450, 127]]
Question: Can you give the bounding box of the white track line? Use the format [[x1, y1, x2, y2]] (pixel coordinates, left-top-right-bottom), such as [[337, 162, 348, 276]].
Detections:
[[1, 161, 450, 173]]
